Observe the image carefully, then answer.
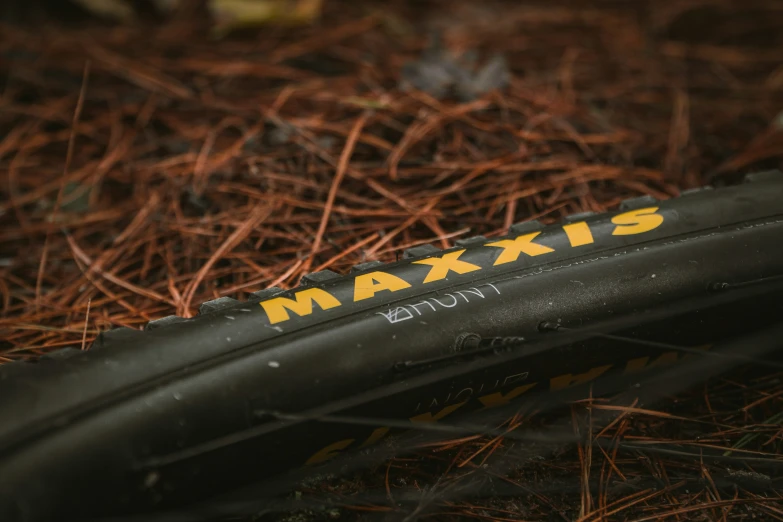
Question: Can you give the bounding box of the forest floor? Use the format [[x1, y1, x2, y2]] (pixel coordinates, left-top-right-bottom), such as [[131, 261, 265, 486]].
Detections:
[[2, 0, 783, 520]]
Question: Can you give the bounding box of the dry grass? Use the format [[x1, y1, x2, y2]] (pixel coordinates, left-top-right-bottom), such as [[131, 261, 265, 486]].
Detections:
[[1, 0, 782, 519]]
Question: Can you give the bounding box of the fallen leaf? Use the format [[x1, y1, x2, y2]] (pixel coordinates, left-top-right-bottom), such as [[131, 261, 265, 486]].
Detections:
[[210, 0, 323, 36], [71, 0, 135, 21]]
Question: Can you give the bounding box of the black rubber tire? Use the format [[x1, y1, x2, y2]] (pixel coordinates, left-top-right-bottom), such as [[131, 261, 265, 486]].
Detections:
[[1, 171, 783, 521]]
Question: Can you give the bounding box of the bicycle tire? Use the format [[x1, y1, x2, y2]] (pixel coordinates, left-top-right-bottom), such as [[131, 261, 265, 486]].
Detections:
[[1, 171, 783, 521]]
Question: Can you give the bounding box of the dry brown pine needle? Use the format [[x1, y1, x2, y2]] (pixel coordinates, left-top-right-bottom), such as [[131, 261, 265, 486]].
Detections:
[[1, 0, 783, 520]]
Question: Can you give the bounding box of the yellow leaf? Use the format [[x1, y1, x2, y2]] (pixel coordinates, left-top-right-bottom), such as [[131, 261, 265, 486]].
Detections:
[[210, 0, 322, 35], [71, 0, 135, 21]]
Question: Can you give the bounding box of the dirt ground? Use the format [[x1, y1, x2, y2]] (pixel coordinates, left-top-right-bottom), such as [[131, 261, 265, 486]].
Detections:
[[1, 0, 783, 520]]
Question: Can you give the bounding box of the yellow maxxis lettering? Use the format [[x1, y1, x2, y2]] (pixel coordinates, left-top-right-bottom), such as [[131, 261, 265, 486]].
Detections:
[[624, 352, 679, 373], [260, 288, 341, 324], [359, 427, 390, 447], [563, 221, 595, 247], [485, 232, 555, 266], [412, 249, 481, 284], [305, 438, 353, 465], [303, 340, 704, 466], [611, 207, 664, 236], [262, 209, 669, 324], [353, 271, 411, 301], [409, 402, 468, 423], [477, 383, 536, 408], [550, 365, 612, 391]]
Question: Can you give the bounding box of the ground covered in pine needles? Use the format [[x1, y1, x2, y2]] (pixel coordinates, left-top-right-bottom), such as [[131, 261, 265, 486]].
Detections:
[[1, 0, 783, 520]]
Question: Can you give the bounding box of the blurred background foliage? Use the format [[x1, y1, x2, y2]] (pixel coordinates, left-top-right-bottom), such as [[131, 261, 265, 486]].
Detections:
[[2, 0, 324, 33]]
